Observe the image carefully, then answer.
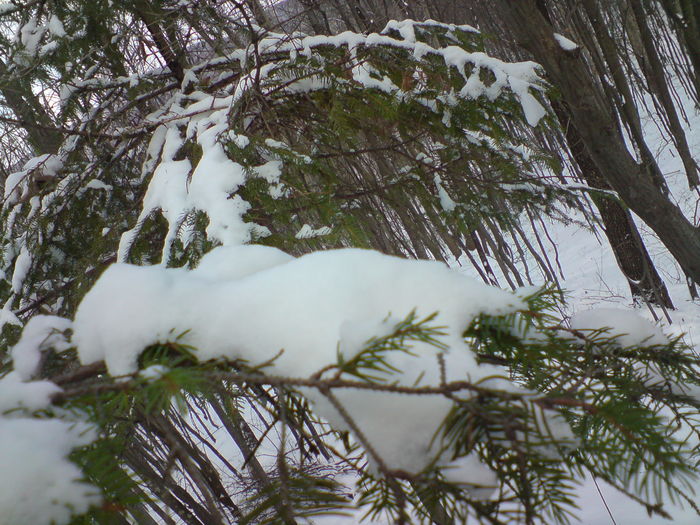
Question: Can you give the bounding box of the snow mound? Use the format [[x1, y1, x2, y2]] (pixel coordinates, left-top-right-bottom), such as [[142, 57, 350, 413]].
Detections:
[[11, 314, 73, 380], [0, 372, 61, 413], [0, 418, 100, 525], [73, 246, 531, 478], [192, 244, 293, 280], [570, 308, 668, 347]]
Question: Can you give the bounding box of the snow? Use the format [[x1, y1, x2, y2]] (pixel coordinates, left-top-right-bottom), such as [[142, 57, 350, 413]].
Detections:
[[295, 224, 332, 239], [192, 244, 293, 279], [85, 179, 113, 192], [229, 132, 250, 148], [383, 19, 478, 45], [0, 317, 96, 525], [118, 122, 264, 263], [1, 312, 93, 525], [0, 300, 21, 329], [508, 74, 547, 127], [118, 19, 548, 268], [120, 94, 284, 263], [253, 160, 283, 184], [2, 14, 700, 525], [11, 315, 73, 380], [0, 418, 100, 525], [253, 160, 287, 198], [139, 364, 170, 381], [0, 372, 61, 413], [118, 147, 192, 263], [554, 33, 579, 52], [142, 124, 168, 178], [39, 41, 58, 55], [434, 174, 457, 211], [47, 15, 66, 38], [440, 453, 498, 497], [10, 245, 32, 294], [73, 246, 531, 477], [3, 154, 63, 207], [187, 125, 257, 245], [503, 79, 700, 524], [18, 16, 45, 58], [253, 20, 547, 126], [570, 308, 669, 348]]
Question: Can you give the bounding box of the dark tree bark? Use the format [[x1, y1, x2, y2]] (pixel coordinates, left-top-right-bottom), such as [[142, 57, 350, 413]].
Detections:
[[0, 59, 63, 154], [535, 1, 673, 307], [628, 0, 699, 188], [580, 0, 668, 192], [554, 98, 674, 308], [132, 3, 186, 84], [492, 0, 700, 284], [656, 0, 700, 100]]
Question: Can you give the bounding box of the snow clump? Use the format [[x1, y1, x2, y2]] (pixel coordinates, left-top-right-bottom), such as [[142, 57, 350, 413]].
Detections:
[[0, 418, 100, 525], [0, 370, 99, 525], [570, 308, 668, 347], [72, 246, 554, 485]]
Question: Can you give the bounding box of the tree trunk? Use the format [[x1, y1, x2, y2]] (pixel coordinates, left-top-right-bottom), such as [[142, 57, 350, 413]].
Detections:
[[0, 59, 63, 154], [132, 3, 186, 84], [657, 0, 700, 100], [628, 0, 699, 188], [493, 0, 700, 284], [535, 0, 673, 307], [580, 0, 668, 192], [554, 98, 674, 308]]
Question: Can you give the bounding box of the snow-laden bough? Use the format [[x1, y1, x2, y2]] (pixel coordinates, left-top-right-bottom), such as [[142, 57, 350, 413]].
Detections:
[[73, 246, 558, 485]]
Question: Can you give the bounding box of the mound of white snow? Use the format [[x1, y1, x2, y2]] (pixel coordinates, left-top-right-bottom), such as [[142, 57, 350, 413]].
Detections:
[[73, 246, 538, 481]]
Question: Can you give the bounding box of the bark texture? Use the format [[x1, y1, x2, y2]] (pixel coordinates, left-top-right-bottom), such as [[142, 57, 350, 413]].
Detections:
[[493, 0, 700, 284]]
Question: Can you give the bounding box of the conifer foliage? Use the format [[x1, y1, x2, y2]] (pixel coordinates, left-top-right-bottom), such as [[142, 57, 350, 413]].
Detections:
[[1, 1, 699, 524]]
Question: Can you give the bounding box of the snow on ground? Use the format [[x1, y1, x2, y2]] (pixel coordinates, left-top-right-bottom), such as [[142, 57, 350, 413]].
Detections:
[[531, 92, 700, 524], [436, 72, 700, 523], [546, 232, 700, 524]]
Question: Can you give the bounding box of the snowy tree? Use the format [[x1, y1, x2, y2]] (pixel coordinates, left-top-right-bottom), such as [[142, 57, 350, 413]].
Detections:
[[491, 0, 700, 287], [1, 2, 700, 524]]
